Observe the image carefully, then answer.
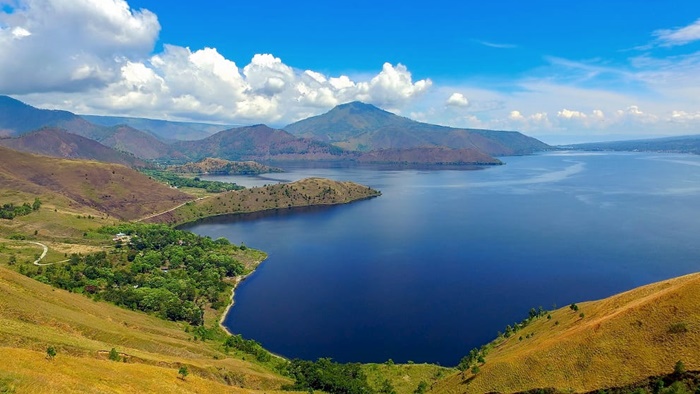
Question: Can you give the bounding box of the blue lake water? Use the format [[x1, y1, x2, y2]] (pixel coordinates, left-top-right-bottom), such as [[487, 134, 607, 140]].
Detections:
[[183, 151, 700, 365]]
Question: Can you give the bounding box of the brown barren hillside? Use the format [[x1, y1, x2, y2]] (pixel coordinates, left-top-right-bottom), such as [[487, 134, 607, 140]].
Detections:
[[99, 124, 175, 160], [0, 127, 148, 167], [0, 266, 292, 393], [146, 177, 381, 225], [432, 273, 700, 394], [0, 146, 191, 220]]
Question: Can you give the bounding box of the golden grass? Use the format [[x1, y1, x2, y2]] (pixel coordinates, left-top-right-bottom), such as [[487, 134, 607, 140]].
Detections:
[[0, 265, 292, 392], [433, 273, 700, 393], [0, 347, 295, 394]]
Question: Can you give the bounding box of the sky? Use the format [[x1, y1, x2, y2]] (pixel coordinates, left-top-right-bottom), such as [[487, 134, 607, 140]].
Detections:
[[2, 1, 700, 143]]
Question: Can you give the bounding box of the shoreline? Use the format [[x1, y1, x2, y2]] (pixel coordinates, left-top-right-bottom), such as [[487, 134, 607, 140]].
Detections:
[[172, 193, 381, 228], [217, 255, 288, 361], [217, 257, 266, 336]]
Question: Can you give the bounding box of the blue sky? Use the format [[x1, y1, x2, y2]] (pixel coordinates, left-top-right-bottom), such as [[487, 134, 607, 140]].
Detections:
[[2, 0, 700, 143]]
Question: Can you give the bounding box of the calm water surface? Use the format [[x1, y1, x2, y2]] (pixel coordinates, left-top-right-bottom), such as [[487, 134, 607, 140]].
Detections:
[[184, 152, 700, 365]]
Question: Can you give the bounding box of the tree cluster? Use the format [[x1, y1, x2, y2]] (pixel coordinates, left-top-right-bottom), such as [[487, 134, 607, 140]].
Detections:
[[223, 334, 272, 362], [142, 169, 243, 193], [0, 198, 41, 219], [21, 223, 246, 325], [284, 358, 374, 394]]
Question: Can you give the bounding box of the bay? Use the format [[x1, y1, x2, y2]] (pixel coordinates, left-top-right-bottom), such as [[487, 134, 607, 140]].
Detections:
[[183, 151, 700, 365]]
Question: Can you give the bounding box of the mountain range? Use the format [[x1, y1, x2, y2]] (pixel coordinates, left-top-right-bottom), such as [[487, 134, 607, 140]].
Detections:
[[0, 95, 550, 166], [569, 134, 700, 154]]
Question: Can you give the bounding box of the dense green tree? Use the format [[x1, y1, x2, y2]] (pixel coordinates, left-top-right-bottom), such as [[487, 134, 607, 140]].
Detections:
[[178, 366, 189, 380], [21, 223, 247, 326], [285, 358, 373, 394], [108, 348, 120, 362]]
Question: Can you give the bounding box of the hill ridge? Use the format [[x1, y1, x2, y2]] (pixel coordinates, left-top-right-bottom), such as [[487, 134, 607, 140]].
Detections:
[[434, 272, 700, 393]]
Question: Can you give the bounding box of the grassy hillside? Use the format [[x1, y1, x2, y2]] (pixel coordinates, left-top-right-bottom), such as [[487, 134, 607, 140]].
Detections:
[[0, 147, 192, 221], [145, 177, 381, 225], [433, 273, 700, 393], [0, 265, 294, 393], [363, 362, 454, 394]]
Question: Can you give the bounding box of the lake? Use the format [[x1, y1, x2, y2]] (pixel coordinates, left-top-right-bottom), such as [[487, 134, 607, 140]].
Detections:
[[182, 151, 700, 365]]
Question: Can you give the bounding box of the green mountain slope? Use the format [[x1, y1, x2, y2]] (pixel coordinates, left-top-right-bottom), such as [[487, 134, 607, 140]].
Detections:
[[285, 101, 551, 155]]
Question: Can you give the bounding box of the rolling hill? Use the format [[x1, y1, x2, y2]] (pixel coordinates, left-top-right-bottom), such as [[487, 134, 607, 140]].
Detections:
[[0, 128, 148, 167], [98, 125, 176, 160], [145, 177, 381, 225], [0, 265, 291, 393], [432, 273, 700, 393], [0, 146, 191, 220], [173, 124, 347, 162], [285, 101, 551, 155]]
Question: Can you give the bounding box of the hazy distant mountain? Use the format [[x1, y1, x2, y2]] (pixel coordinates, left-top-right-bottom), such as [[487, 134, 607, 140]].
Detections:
[[98, 125, 178, 160], [0, 96, 183, 160], [0, 95, 106, 138], [0, 128, 147, 167], [357, 147, 502, 165], [569, 134, 700, 154], [82, 114, 229, 141], [174, 124, 346, 162], [285, 101, 550, 155]]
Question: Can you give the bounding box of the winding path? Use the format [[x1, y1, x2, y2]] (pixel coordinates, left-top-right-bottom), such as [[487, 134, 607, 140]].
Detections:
[[27, 241, 49, 266], [137, 196, 208, 222], [24, 241, 67, 266]]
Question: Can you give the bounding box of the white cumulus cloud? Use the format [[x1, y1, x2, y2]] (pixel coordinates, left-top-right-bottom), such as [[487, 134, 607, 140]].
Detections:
[[557, 109, 587, 119], [0, 0, 159, 94], [446, 92, 469, 107]]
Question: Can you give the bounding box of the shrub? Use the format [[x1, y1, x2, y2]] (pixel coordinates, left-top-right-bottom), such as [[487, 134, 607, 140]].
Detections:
[[668, 322, 689, 334], [674, 360, 686, 375], [414, 381, 428, 394]]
